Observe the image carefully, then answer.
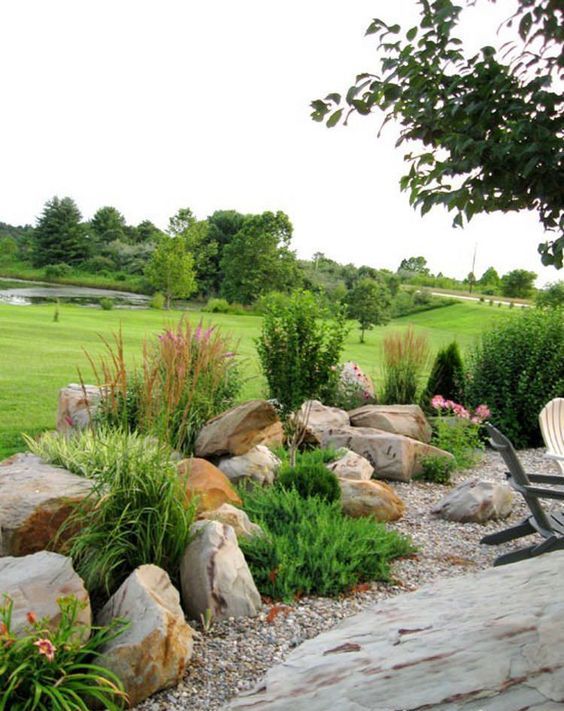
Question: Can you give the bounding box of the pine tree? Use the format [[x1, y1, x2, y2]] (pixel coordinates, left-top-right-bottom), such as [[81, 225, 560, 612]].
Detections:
[[33, 196, 87, 267]]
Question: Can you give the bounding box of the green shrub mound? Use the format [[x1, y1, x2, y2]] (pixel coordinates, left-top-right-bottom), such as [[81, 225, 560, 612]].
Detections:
[[420, 341, 464, 411], [465, 308, 564, 447], [414, 454, 456, 484], [26, 428, 195, 602], [277, 462, 341, 503], [240, 486, 413, 601]]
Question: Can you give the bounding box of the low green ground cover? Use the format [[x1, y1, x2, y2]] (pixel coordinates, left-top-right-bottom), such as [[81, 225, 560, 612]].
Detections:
[[0, 300, 513, 459]]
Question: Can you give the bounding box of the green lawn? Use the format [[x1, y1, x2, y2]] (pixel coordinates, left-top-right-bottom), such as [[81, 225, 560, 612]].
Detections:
[[0, 300, 514, 458]]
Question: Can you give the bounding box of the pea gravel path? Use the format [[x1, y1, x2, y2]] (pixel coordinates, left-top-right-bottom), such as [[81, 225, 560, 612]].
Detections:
[[137, 447, 557, 711]]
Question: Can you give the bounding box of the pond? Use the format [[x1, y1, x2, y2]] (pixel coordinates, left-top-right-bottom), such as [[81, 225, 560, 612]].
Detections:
[[0, 278, 150, 308]]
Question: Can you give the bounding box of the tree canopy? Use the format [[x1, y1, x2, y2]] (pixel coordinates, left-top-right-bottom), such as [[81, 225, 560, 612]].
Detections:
[[33, 196, 87, 267], [312, 0, 563, 268], [347, 277, 392, 342], [145, 235, 196, 308]]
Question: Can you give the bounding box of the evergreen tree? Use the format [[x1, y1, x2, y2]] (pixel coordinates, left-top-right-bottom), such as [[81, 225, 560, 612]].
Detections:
[[90, 206, 126, 244], [420, 342, 464, 411], [33, 197, 87, 267]]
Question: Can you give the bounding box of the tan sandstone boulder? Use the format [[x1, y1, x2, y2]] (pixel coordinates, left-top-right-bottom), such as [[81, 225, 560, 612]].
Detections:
[[339, 479, 405, 521], [432, 480, 514, 523], [178, 458, 242, 513], [97, 565, 194, 708], [327, 449, 374, 481], [349, 404, 432, 443], [217, 445, 281, 486], [56, 383, 102, 433], [200, 504, 264, 540], [320, 426, 453, 482], [0, 453, 94, 555], [294, 400, 350, 445], [180, 521, 261, 621], [0, 551, 91, 638], [195, 400, 283, 458]]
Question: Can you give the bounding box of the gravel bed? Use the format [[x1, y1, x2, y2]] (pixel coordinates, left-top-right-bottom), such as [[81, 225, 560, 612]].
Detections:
[[137, 447, 557, 711]]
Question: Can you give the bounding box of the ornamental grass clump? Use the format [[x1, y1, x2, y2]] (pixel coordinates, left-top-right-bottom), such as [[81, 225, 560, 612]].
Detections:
[[239, 486, 413, 601], [0, 594, 127, 710], [90, 318, 241, 453], [26, 428, 195, 602], [381, 327, 429, 404]]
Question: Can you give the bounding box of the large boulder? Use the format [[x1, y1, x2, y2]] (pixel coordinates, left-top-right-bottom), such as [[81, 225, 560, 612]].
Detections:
[[0, 551, 91, 638], [195, 400, 283, 458], [200, 504, 264, 540], [349, 404, 432, 444], [180, 521, 261, 622], [56, 383, 102, 433], [178, 458, 242, 514], [320, 426, 453, 482], [226, 551, 564, 710], [97, 565, 194, 708], [217, 446, 281, 486], [432, 479, 514, 523], [339, 479, 405, 521], [0, 453, 94, 555], [294, 400, 350, 445], [327, 449, 374, 481]]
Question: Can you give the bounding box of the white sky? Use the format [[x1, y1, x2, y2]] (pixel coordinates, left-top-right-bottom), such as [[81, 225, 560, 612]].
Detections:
[[0, 0, 559, 286]]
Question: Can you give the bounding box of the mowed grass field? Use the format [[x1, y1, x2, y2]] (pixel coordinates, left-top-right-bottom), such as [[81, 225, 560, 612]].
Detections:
[[0, 301, 515, 458]]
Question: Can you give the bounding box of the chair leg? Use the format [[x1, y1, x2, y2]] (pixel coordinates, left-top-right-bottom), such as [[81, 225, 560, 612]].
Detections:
[[493, 545, 536, 567], [481, 518, 534, 546]]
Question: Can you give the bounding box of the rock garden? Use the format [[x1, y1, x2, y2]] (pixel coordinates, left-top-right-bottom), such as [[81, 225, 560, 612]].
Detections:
[[1, 297, 562, 709]]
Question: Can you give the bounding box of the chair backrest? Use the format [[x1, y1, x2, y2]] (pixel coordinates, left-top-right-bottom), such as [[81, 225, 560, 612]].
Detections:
[[539, 398, 564, 470], [485, 423, 554, 533]]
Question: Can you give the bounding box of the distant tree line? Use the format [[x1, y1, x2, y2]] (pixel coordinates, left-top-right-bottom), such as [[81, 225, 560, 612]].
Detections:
[[0, 197, 554, 323]]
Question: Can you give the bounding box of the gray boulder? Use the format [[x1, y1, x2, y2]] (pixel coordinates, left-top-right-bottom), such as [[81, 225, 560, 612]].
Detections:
[[226, 551, 564, 710], [294, 400, 350, 445], [180, 521, 261, 621], [432, 479, 514, 523], [217, 445, 281, 486], [0, 551, 91, 638]]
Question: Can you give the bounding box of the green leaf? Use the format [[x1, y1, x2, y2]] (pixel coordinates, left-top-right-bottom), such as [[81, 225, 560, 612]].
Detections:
[[326, 109, 344, 128], [406, 26, 418, 41], [324, 93, 341, 105]]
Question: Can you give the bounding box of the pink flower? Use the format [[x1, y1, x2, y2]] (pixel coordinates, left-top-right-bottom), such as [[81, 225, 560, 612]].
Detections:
[[27, 611, 37, 625], [474, 404, 491, 420], [431, 395, 446, 410], [34, 638, 56, 662]]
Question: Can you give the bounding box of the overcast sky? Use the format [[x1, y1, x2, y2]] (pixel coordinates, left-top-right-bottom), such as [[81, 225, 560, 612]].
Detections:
[[0, 0, 559, 286]]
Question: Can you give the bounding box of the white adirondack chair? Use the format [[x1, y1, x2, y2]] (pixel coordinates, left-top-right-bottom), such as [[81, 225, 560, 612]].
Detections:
[[539, 398, 564, 475]]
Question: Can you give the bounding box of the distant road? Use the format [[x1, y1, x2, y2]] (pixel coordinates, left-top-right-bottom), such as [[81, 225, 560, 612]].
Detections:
[[430, 291, 530, 308]]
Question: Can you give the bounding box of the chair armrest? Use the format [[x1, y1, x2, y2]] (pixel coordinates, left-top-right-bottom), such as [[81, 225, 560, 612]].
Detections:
[[545, 452, 564, 462], [528, 473, 564, 484], [524, 485, 564, 500]]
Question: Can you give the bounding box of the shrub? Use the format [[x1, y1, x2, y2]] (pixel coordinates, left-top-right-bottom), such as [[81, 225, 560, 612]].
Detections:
[[429, 396, 489, 469], [536, 282, 564, 310], [99, 297, 114, 311], [150, 292, 166, 309], [465, 308, 564, 447], [202, 297, 230, 313], [381, 327, 429, 404], [0, 594, 127, 709], [44, 263, 72, 279], [256, 290, 349, 416], [277, 462, 341, 503], [26, 428, 196, 601], [414, 455, 456, 484], [81, 255, 116, 273], [89, 319, 241, 454], [239, 486, 413, 601], [420, 342, 464, 412]]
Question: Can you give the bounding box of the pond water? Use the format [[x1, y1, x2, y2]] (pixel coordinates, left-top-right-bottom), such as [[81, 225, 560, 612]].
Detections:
[[0, 278, 150, 308]]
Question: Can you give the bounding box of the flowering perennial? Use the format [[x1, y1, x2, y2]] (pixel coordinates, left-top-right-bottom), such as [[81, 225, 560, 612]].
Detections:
[[431, 395, 490, 424]]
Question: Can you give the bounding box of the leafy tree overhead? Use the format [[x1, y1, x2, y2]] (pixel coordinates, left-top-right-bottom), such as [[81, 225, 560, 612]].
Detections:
[[145, 235, 196, 308], [500, 268, 537, 298], [33, 196, 88, 267], [221, 211, 300, 304], [312, 0, 564, 268], [347, 277, 392, 342]]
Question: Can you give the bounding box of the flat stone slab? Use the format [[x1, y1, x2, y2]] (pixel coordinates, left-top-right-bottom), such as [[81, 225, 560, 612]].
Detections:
[[226, 551, 564, 710], [0, 453, 94, 555]]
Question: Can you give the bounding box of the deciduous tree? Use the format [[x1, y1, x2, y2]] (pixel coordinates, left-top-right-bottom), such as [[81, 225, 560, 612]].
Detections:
[[145, 236, 196, 308], [501, 269, 537, 298], [347, 278, 392, 342]]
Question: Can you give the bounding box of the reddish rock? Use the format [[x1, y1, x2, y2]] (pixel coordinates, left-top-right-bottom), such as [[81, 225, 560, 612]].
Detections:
[[178, 458, 242, 513]]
